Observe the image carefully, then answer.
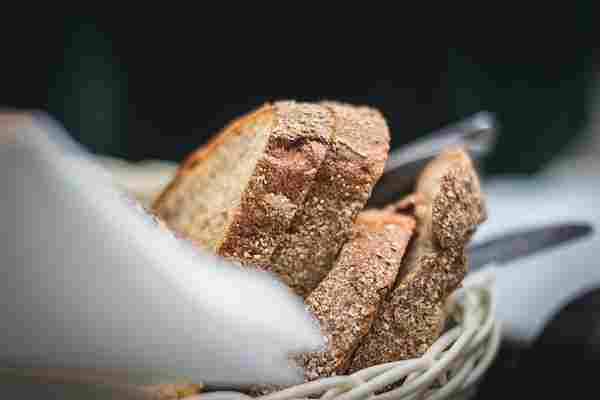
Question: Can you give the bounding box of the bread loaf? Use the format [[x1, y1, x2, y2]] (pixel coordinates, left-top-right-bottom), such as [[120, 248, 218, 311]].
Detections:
[[153, 101, 390, 299]]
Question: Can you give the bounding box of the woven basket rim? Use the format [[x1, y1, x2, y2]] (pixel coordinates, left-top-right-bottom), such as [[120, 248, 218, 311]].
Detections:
[[198, 269, 500, 400]]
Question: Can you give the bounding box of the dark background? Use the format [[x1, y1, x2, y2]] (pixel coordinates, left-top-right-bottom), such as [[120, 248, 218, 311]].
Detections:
[[2, 15, 598, 177]]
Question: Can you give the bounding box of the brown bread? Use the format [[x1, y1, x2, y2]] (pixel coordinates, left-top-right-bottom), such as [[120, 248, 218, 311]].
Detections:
[[270, 101, 391, 297], [153, 101, 333, 266], [299, 209, 415, 379], [349, 147, 487, 371]]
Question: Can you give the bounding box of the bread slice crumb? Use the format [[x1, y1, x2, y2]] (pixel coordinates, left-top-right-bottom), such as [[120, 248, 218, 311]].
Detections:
[[299, 209, 415, 379]]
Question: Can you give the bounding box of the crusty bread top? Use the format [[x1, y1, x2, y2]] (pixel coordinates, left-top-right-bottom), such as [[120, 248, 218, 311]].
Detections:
[[153, 100, 335, 217], [413, 146, 486, 250], [152, 104, 273, 220], [179, 104, 275, 177], [319, 101, 390, 170], [216, 101, 334, 264], [383, 146, 486, 274]]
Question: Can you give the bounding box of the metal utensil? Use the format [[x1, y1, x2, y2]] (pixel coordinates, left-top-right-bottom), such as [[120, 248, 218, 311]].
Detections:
[[468, 222, 594, 272], [368, 111, 498, 207]]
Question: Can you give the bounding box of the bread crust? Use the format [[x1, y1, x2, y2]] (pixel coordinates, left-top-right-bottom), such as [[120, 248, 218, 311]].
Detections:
[[299, 210, 415, 379], [348, 147, 486, 371], [153, 101, 334, 266], [152, 104, 273, 222], [269, 101, 391, 297]]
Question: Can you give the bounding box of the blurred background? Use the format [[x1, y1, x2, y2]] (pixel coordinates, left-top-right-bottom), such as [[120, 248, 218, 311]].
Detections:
[[2, 15, 598, 176]]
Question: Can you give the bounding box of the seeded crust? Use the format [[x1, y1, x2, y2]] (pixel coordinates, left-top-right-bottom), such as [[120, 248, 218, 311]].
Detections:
[[348, 147, 486, 371], [298, 210, 415, 380], [269, 101, 391, 298], [153, 101, 334, 266]]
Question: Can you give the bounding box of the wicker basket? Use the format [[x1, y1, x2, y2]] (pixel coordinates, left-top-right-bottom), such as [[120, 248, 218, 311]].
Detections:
[[100, 157, 501, 400], [194, 270, 499, 400]]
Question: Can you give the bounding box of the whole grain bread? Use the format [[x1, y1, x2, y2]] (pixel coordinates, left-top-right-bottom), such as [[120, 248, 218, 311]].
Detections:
[[153, 100, 390, 296], [270, 101, 391, 297], [348, 147, 486, 371], [299, 209, 415, 380], [153, 101, 334, 266]]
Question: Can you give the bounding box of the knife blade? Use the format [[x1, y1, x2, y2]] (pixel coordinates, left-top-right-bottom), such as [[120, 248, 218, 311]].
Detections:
[[368, 111, 498, 207], [468, 222, 593, 272]]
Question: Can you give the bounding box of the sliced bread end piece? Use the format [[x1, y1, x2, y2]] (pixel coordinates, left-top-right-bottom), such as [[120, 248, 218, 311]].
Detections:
[[269, 101, 391, 297], [152, 101, 334, 266]]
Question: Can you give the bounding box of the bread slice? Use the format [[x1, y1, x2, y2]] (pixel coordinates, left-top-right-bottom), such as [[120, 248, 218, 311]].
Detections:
[[152, 101, 334, 266], [153, 100, 390, 296], [348, 147, 486, 371], [299, 209, 415, 380], [269, 101, 391, 297]]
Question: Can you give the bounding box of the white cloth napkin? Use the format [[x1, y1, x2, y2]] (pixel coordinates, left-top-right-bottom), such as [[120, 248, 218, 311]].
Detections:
[[0, 113, 324, 389]]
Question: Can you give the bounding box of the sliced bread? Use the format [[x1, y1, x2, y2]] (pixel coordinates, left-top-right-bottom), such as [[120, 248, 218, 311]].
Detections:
[[153, 100, 390, 297], [348, 147, 487, 371], [299, 209, 415, 379], [152, 101, 334, 266], [269, 101, 391, 297]]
